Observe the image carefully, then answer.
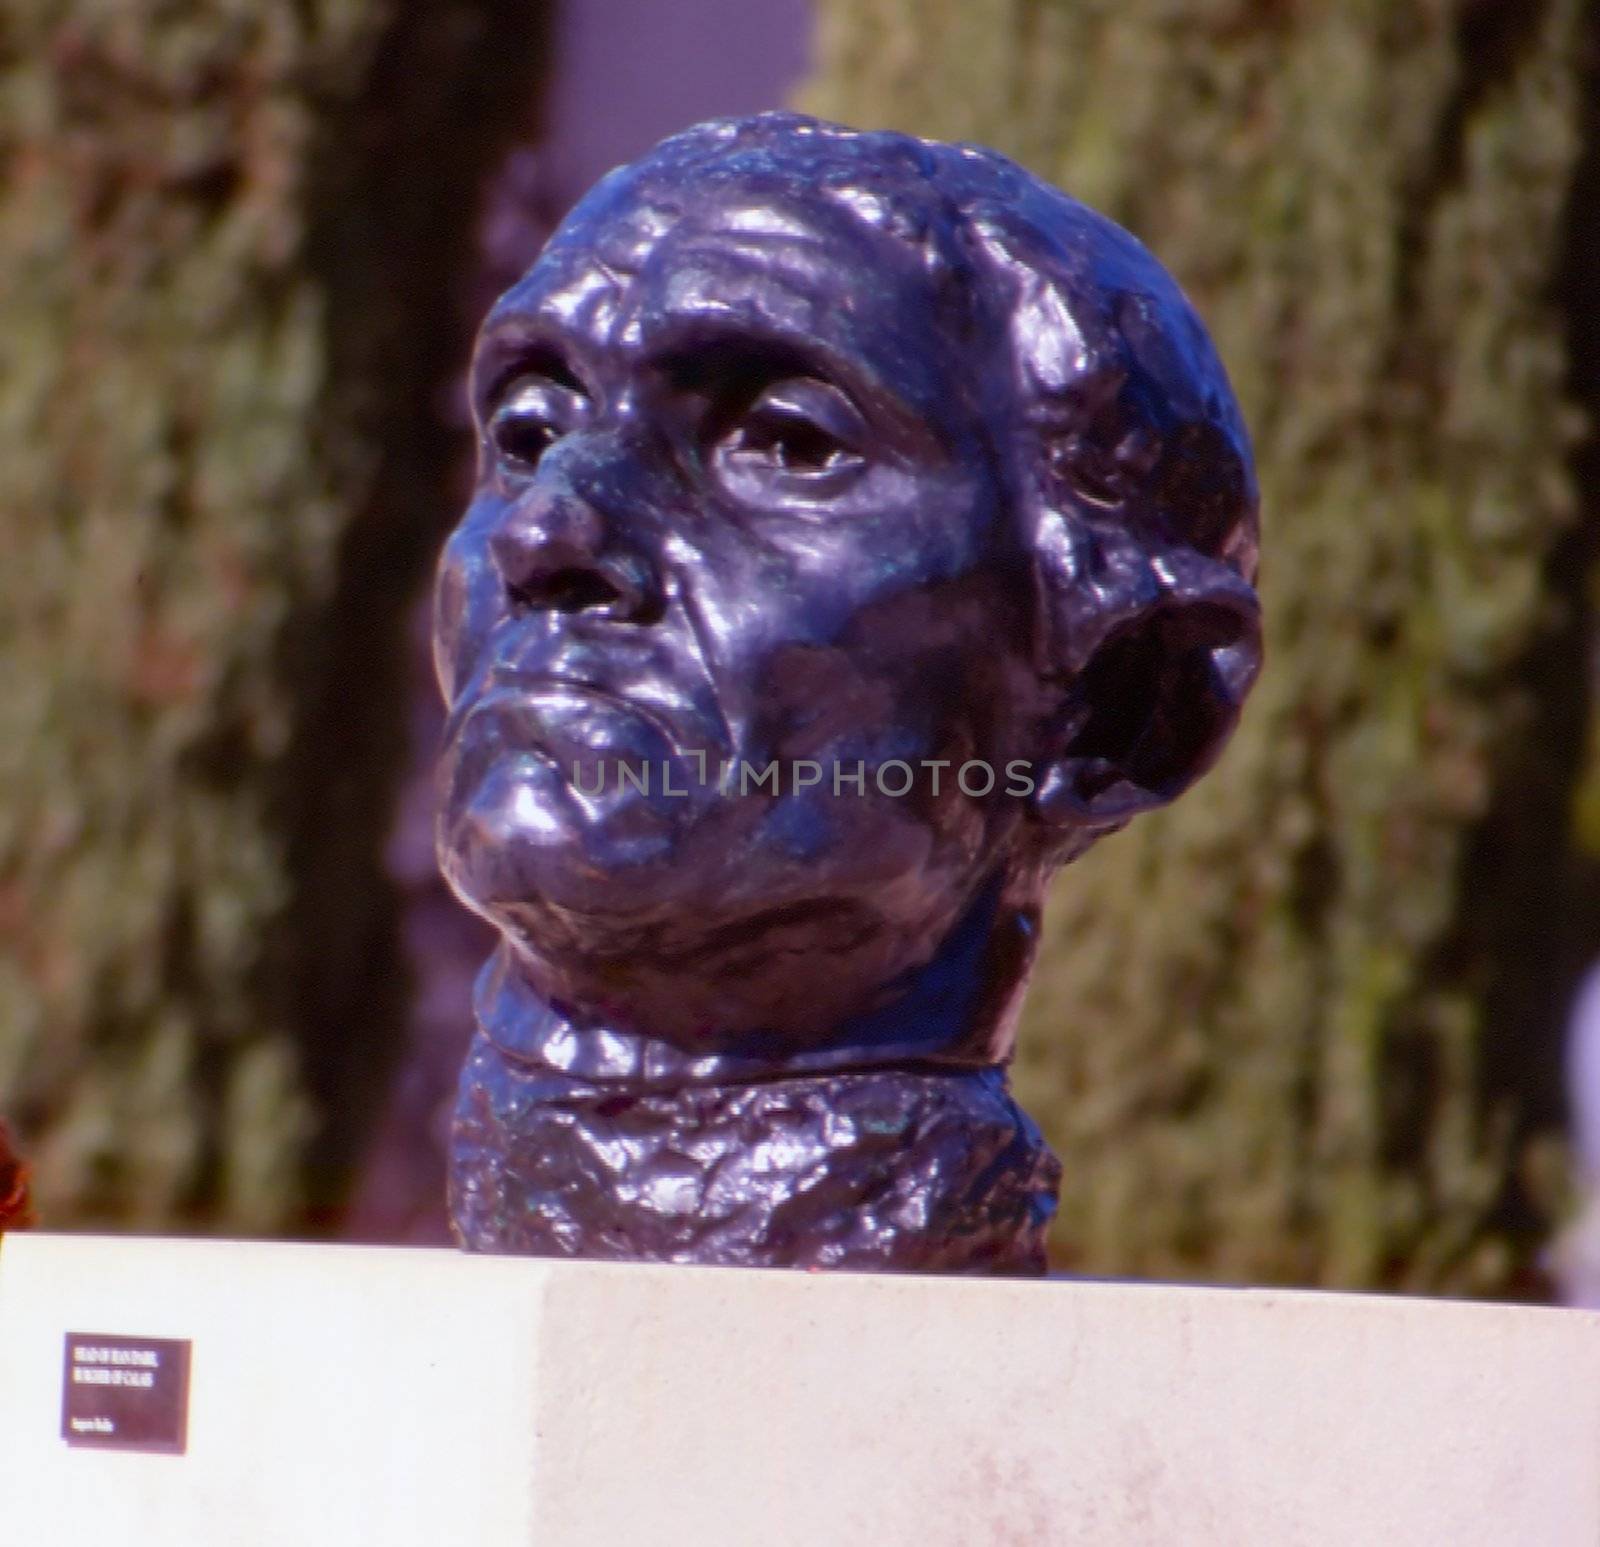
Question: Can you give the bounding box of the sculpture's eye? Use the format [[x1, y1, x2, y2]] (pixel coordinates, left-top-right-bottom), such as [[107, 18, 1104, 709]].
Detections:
[[1047, 434, 1122, 508], [716, 378, 867, 492], [488, 374, 589, 471], [1046, 420, 1160, 512]]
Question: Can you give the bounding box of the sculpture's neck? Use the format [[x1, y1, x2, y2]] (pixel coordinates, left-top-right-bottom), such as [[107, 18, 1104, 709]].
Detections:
[[452, 873, 1061, 1273], [475, 874, 1042, 1091]]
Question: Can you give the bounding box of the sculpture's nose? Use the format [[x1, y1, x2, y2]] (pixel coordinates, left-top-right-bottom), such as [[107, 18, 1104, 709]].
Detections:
[[489, 479, 662, 623]]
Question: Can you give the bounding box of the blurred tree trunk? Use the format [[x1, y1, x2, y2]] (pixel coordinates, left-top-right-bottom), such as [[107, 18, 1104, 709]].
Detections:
[[0, 4, 551, 1233], [804, 0, 1600, 1294]]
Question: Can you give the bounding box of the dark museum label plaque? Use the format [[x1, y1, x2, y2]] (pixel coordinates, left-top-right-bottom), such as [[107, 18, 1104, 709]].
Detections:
[[61, 1332, 191, 1454]]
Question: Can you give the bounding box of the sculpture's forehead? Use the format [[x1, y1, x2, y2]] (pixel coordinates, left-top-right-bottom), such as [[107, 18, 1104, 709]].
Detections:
[[482, 172, 982, 422]]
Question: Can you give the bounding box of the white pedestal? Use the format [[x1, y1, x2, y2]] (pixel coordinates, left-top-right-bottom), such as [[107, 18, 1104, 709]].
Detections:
[[1, 1231, 1595, 1545]]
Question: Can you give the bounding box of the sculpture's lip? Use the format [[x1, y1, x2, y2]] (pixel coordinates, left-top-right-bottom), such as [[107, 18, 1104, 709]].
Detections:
[[448, 668, 700, 761], [481, 670, 688, 753]]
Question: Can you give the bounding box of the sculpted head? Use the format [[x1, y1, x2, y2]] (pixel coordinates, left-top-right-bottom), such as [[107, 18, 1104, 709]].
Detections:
[[435, 114, 1260, 1055]]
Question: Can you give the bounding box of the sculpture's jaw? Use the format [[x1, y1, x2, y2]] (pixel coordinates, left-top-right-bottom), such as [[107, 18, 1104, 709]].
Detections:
[[466, 869, 1043, 1077]]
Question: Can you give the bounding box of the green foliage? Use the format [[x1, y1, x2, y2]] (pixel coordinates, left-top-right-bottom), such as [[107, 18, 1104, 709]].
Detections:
[[0, 1, 552, 1232], [803, 0, 1592, 1291], [0, 4, 374, 1229]]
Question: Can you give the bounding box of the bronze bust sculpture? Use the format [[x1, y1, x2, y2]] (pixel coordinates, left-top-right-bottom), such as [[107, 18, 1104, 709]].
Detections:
[[435, 114, 1261, 1273]]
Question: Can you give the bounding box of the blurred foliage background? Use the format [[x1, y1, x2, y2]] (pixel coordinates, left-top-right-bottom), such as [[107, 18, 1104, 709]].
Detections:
[[2, 0, 1598, 1297], [0, 1, 555, 1233]]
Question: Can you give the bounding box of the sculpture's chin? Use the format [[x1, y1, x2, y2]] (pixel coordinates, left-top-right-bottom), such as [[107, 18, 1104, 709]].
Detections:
[[441, 756, 705, 922], [438, 680, 741, 916], [445, 795, 965, 1043]]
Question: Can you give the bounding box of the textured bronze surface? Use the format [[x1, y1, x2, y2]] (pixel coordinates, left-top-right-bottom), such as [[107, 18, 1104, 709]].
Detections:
[[436, 114, 1260, 1271], [453, 1035, 1060, 1272]]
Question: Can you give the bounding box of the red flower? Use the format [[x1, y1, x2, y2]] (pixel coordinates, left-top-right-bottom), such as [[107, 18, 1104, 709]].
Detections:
[[0, 1120, 33, 1231]]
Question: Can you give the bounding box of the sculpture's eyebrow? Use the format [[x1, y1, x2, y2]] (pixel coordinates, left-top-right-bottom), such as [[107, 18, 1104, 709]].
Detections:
[[470, 320, 589, 422], [641, 312, 931, 441], [469, 250, 629, 416]]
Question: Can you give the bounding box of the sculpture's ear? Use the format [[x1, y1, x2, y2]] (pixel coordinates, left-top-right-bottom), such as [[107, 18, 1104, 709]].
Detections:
[[1030, 546, 1261, 833]]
